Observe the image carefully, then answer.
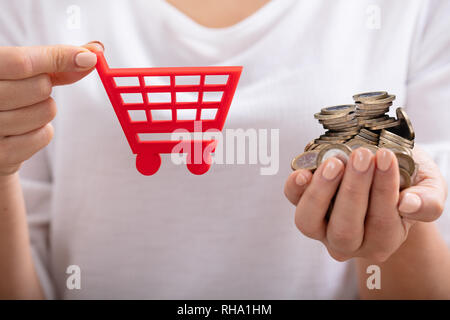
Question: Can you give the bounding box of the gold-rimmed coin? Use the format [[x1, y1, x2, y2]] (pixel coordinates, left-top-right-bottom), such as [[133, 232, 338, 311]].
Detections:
[[356, 108, 390, 116], [366, 119, 401, 130], [353, 91, 388, 102], [378, 143, 413, 157], [291, 150, 320, 171], [319, 134, 353, 141], [324, 119, 359, 129], [321, 134, 355, 141], [321, 105, 356, 115], [360, 94, 396, 105], [357, 132, 379, 142], [329, 124, 361, 132], [325, 130, 359, 137], [355, 101, 392, 110], [381, 129, 413, 146], [399, 168, 411, 190], [358, 116, 390, 125], [353, 136, 378, 145], [316, 143, 353, 166], [396, 107, 415, 140], [319, 114, 356, 125], [313, 144, 328, 151], [395, 153, 416, 176], [379, 135, 413, 148], [357, 115, 387, 120], [345, 139, 367, 150], [315, 138, 348, 144], [360, 128, 379, 138], [304, 139, 316, 152], [314, 112, 349, 120]]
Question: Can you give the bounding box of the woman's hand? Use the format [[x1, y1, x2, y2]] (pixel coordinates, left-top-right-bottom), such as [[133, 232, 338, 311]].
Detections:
[[284, 146, 448, 262], [0, 42, 103, 177]]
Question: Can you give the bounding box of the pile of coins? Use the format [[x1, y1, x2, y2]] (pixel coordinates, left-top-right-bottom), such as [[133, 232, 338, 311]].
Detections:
[[291, 91, 416, 189]]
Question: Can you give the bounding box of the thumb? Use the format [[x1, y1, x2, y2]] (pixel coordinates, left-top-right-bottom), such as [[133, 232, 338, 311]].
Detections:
[[398, 169, 448, 222], [50, 41, 104, 86]]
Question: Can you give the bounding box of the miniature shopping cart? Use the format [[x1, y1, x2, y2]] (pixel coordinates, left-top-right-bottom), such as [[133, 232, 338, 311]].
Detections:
[[95, 52, 242, 175]]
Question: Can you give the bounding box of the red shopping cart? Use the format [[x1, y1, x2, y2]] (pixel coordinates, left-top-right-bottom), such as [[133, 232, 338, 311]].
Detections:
[[95, 52, 242, 175]]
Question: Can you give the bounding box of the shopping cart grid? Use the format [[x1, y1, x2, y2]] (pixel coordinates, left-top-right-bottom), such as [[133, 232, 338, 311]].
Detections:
[[95, 52, 242, 175]]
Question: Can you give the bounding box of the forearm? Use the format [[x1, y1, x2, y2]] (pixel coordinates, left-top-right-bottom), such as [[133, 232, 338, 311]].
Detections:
[[0, 173, 44, 299], [356, 221, 450, 299]]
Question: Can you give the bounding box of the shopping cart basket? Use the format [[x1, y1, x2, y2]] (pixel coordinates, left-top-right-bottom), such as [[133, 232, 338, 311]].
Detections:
[[95, 52, 242, 175]]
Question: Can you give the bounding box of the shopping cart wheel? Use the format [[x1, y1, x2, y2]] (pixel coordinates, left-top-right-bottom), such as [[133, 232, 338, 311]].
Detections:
[[136, 153, 161, 176], [186, 150, 212, 175]]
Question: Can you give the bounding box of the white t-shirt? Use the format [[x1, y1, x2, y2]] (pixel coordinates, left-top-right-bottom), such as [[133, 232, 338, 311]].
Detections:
[[1, 0, 449, 299]]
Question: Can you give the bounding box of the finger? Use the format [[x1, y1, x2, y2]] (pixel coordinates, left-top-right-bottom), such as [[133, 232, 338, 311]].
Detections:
[[360, 148, 407, 262], [0, 74, 52, 110], [50, 41, 105, 86], [0, 43, 99, 80], [0, 124, 54, 167], [0, 98, 57, 136], [294, 157, 344, 240], [327, 148, 375, 254], [284, 169, 313, 205], [398, 178, 447, 222]]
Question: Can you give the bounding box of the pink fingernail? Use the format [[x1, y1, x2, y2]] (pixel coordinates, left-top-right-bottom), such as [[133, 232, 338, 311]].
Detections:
[[88, 41, 105, 52], [322, 158, 344, 181], [353, 148, 372, 173], [75, 51, 97, 68], [377, 149, 393, 172], [398, 193, 422, 214], [296, 172, 308, 186]]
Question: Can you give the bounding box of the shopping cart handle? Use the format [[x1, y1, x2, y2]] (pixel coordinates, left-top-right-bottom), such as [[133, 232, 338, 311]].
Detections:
[[95, 51, 110, 75]]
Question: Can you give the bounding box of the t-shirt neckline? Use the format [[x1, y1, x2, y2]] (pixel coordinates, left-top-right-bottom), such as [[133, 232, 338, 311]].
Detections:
[[159, 0, 296, 39]]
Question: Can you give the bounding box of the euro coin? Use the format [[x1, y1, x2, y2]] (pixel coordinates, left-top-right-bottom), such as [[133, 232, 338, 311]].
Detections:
[[321, 105, 356, 115], [359, 94, 395, 105], [366, 119, 401, 130], [291, 150, 320, 171], [345, 139, 367, 150], [395, 107, 415, 140], [353, 91, 388, 102], [304, 139, 316, 152], [316, 143, 353, 166], [395, 153, 416, 176], [399, 168, 411, 190], [380, 129, 414, 147], [294, 90, 415, 192]]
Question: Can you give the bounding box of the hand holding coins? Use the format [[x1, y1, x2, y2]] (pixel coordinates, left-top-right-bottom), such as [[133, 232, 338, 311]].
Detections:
[[285, 92, 448, 264], [291, 91, 416, 189]]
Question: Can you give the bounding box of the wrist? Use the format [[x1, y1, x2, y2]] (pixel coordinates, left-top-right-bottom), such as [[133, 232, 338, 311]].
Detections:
[[0, 172, 19, 189], [357, 220, 450, 299], [358, 221, 438, 265]]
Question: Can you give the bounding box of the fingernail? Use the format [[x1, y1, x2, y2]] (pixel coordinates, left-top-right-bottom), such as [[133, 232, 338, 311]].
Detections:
[[88, 41, 105, 52], [75, 51, 97, 68], [398, 193, 422, 214], [322, 158, 344, 181], [296, 172, 308, 186], [353, 148, 372, 173], [377, 149, 393, 172]]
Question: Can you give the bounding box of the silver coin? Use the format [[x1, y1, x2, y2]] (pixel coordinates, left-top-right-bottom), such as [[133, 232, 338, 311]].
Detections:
[[321, 105, 356, 115], [353, 91, 388, 102], [316, 144, 352, 166], [291, 150, 320, 171]]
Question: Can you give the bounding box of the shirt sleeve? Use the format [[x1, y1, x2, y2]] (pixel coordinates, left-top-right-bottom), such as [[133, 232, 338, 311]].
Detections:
[[0, 0, 56, 299], [405, 0, 450, 245]]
